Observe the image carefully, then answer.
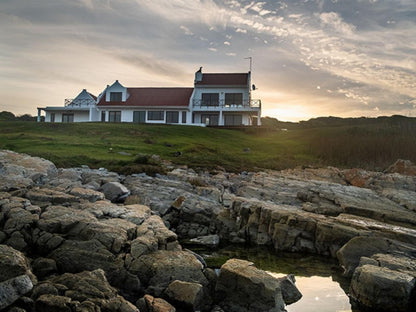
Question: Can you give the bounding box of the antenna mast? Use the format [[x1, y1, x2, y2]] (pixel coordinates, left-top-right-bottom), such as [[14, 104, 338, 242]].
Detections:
[[244, 57, 252, 72]]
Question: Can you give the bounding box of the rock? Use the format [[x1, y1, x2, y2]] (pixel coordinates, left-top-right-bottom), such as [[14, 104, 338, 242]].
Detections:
[[130, 250, 209, 297], [35, 294, 72, 312], [138, 294, 176, 312], [0, 275, 34, 310], [26, 188, 80, 206], [277, 274, 302, 305], [0, 245, 35, 283], [164, 280, 204, 311], [350, 264, 416, 312], [31, 257, 58, 279], [336, 236, 416, 276], [0, 150, 57, 191], [385, 159, 416, 176], [101, 182, 130, 203], [69, 187, 105, 202], [215, 259, 301, 312], [189, 235, 220, 248]]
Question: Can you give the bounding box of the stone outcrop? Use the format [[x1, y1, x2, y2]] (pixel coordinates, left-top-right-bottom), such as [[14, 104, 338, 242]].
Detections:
[[215, 259, 301, 312], [1, 150, 416, 312]]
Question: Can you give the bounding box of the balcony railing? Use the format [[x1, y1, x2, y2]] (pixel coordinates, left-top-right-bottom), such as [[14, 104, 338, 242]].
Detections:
[[193, 99, 261, 109], [65, 98, 96, 107]]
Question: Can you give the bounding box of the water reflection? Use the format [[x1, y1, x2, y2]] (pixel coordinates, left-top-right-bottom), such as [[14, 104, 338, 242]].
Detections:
[[199, 245, 352, 312]]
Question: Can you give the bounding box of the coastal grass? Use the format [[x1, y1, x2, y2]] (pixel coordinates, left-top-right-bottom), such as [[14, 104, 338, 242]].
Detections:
[[0, 119, 415, 173]]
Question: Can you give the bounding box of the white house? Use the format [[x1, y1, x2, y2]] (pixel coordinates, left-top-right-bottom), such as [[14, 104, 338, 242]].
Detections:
[[38, 68, 261, 126]]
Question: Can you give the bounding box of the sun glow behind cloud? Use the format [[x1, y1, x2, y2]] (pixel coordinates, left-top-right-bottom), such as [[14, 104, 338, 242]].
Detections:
[[0, 0, 415, 121]]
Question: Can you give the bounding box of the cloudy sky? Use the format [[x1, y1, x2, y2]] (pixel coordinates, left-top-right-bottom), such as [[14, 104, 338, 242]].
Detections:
[[1, 0, 415, 121]]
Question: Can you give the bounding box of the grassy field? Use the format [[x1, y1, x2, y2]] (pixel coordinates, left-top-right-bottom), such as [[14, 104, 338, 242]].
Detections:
[[0, 119, 415, 174]]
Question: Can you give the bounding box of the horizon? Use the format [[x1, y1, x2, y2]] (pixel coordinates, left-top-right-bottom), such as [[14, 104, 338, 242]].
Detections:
[[1, 0, 415, 122]]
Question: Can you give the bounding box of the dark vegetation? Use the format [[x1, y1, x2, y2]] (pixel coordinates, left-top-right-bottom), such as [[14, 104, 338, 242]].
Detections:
[[0, 112, 415, 174]]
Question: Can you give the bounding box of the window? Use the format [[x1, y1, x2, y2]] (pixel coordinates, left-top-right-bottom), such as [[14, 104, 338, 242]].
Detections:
[[224, 114, 243, 126], [101, 111, 106, 122], [225, 93, 243, 106], [62, 114, 74, 123], [110, 92, 122, 102], [133, 111, 146, 123], [201, 114, 219, 126], [50, 113, 55, 123], [109, 111, 121, 122], [182, 111, 187, 124], [166, 111, 179, 123], [201, 93, 219, 106], [148, 111, 164, 121]]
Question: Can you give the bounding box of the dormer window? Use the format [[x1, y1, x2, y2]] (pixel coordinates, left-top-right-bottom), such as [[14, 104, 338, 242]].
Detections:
[[110, 92, 122, 101]]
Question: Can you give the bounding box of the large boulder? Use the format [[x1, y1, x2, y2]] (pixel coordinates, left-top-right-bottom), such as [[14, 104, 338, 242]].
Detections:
[[129, 250, 209, 297], [215, 259, 301, 312], [336, 236, 416, 276], [101, 182, 130, 203], [137, 294, 176, 312], [350, 264, 416, 312]]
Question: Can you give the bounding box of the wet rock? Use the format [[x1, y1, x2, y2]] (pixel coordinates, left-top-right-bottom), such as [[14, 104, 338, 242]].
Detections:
[[215, 259, 301, 312], [189, 234, 220, 248], [101, 182, 130, 203]]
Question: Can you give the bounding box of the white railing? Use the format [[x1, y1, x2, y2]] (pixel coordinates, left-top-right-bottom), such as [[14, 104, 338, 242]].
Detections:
[[193, 99, 261, 109]]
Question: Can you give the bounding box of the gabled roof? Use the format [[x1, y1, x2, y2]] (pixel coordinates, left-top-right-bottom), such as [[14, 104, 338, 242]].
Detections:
[[195, 73, 249, 86], [97, 87, 193, 107]]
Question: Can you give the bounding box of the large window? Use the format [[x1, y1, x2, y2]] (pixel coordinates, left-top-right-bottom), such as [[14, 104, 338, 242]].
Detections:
[[133, 111, 146, 123], [148, 111, 164, 121], [201, 114, 219, 126], [166, 111, 179, 123], [62, 114, 74, 123], [50, 113, 55, 123], [109, 111, 121, 122], [182, 111, 187, 124], [101, 111, 106, 122], [225, 93, 243, 106], [110, 92, 122, 101], [224, 114, 243, 126], [201, 93, 219, 106]]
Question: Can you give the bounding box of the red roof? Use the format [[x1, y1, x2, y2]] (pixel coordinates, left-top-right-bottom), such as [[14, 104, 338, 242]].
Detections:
[[195, 73, 248, 86], [97, 88, 193, 107]]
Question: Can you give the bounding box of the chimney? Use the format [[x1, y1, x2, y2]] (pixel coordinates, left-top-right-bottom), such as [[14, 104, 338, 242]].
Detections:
[[194, 66, 203, 83]]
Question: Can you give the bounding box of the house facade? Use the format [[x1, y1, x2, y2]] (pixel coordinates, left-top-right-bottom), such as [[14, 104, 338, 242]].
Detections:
[[38, 68, 261, 126]]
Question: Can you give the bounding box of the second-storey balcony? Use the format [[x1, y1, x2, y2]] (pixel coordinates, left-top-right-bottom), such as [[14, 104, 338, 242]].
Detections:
[[192, 99, 261, 110], [65, 98, 96, 108]]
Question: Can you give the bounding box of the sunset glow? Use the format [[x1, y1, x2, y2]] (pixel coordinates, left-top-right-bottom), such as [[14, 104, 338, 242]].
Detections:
[[1, 0, 415, 121]]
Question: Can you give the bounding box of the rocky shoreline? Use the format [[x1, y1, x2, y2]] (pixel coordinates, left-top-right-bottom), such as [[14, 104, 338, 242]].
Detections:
[[1, 150, 415, 312]]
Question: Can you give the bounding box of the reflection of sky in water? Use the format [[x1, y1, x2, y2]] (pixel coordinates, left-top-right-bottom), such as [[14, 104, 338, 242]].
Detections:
[[268, 273, 351, 312]]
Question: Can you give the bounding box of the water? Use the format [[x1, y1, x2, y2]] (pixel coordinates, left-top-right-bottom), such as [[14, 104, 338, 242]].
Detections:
[[198, 245, 352, 312]]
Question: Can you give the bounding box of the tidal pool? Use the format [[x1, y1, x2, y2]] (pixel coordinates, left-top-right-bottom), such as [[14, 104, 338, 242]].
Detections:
[[199, 245, 352, 312]]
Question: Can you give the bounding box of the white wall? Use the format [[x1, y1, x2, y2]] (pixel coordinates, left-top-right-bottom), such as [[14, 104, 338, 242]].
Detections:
[[105, 81, 127, 102]]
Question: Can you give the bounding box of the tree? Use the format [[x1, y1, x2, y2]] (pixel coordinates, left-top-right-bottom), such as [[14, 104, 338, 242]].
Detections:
[[0, 111, 16, 121]]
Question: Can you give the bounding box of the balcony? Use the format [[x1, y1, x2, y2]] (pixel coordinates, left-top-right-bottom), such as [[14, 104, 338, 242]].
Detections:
[[192, 99, 261, 110], [65, 98, 96, 107]]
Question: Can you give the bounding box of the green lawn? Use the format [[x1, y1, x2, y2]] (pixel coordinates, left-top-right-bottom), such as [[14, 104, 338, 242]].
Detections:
[[1, 120, 415, 173]]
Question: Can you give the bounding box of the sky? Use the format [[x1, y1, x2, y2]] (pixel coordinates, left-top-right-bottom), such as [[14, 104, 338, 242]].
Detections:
[[1, 0, 416, 121]]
